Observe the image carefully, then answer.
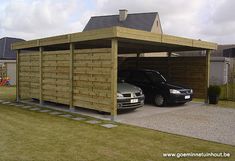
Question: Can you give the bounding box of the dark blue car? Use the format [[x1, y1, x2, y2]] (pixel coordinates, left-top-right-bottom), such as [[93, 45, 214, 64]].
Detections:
[[119, 69, 193, 106]]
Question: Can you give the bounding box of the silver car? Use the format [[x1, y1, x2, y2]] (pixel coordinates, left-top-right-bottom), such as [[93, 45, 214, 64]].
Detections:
[[117, 82, 145, 110]]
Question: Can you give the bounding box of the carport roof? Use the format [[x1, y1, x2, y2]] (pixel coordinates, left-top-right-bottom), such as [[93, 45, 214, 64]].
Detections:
[[12, 26, 217, 53]]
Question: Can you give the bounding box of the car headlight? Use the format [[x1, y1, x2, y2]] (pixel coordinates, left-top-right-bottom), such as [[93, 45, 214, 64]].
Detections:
[[140, 90, 143, 95], [190, 89, 193, 94], [117, 93, 123, 98], [169, 89, 181, 94]]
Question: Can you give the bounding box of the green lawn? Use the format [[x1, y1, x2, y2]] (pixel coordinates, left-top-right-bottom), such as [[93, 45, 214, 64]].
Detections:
[[0, 87, 235, 161], [0, 86, 16, 101], [217, 100, 235, 109], [193, 98, 235, 109], [220, 83, 235, 100]]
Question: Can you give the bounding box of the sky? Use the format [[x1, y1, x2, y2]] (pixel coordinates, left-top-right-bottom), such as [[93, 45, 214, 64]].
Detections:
[[0, 0, 234, 44]]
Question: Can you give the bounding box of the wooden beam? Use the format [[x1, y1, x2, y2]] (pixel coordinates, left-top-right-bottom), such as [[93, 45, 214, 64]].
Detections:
[[12, 26, 217, 51], [136, 53, 141, 69], [39, 47, 44, 105], [116, 27, 217, 50], [71, 27, 115, 43], [205, 50, 211, 103], [16, 50, 20, 102], [167, 52, 172, 57], [116, 27, 162, 43], [111, 39, 118, 121], [162, 34, 193, 47], [193, 40, 218, 50], [69, 43, 74, 110], [167, 52, 172, 80], [11, 27, 115, 50]]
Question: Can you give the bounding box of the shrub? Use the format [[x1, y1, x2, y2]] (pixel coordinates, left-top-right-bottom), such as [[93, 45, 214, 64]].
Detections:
[[208, 85, 221, 96]]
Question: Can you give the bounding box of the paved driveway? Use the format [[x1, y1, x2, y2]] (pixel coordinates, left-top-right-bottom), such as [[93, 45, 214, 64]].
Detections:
[[117, 102, 235, 146], [38, 100, 235, 146]]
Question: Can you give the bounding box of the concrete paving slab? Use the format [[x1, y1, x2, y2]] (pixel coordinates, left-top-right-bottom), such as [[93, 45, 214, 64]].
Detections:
[[1, 101, 11, 104], [21, 106, 32, 109], [39, 109, 51, 113], [49, 111, 62, 115], [101, 124, 118, 128], [60, 114, 73, 118], [86, 120, 101, 124], [29, 108, 41, 111], [72, 117, 85, 121], [14, 104, 25, 107]]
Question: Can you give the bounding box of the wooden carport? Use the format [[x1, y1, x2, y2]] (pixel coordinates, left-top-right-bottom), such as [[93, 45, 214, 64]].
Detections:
[[12, 26, 217, 120]]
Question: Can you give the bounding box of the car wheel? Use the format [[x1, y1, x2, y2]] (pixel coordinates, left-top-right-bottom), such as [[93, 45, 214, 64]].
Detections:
[[154, 94, 165, 107]]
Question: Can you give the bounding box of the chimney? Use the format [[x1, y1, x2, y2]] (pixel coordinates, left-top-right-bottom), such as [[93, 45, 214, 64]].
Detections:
[[119, 9, 128, 21]]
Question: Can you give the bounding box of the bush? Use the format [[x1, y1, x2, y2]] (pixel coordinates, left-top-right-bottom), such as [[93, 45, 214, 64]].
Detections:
[[208, 85, 221, 96]]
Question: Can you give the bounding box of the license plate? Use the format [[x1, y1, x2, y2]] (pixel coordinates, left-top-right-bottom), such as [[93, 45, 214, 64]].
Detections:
[[185, 95, 190, 99], [130, 99, 138, 103]]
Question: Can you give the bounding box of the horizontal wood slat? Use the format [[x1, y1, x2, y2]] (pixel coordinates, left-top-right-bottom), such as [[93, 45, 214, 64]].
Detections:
[[19, 52, 40, 99], [19, 48, 113, 112], [42, 52, 70, 104], [73, 48, 112, 112], [119, 56, 207, 98]]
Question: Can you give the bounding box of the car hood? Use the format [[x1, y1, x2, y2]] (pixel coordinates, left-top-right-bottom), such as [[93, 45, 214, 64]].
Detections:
[[117, 83, 141, 93], [162, 82, 189, 90]]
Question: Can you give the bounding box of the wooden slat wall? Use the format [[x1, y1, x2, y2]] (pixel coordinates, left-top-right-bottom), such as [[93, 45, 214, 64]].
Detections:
[[73, 48, 112, 112], [18, 48, 113, 112], [42, 50, 70, 105], [119, 57, 206, 98], [19, 52, 40, 99]]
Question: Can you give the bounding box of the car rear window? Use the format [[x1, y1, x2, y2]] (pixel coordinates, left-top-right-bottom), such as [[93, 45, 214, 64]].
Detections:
[[130, 71, 150, 83]]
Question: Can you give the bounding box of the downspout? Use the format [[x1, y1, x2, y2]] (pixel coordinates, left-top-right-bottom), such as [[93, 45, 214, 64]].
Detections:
[[3, 38, 7, 58], [226, 61, 230, 100]]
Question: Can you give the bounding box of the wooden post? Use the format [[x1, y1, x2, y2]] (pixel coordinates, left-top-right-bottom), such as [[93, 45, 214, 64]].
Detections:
[[167, 52, 172, 57], [136, 53, 140, 69], [111, 39, 118, 121], [16, 50, 20, 102], [39, 47, 44, 105], [205, 50, 211, 103], [167, 52, 172, 80], [226, 62, 230, 100], [233, 60, 235, 100], [69, 43, 74, 111]]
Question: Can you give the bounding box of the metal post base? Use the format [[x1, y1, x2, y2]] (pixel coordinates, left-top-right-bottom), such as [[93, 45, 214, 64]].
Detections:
[[111, 115, 117, 121], [204, 97, 209, 104], [40, 100, 45, 106], [16, 97, 20, 103], [69, 107, 75, 112]]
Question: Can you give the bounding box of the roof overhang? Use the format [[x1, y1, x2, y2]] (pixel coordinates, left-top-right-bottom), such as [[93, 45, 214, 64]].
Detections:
[[12, 26, 217, 53]]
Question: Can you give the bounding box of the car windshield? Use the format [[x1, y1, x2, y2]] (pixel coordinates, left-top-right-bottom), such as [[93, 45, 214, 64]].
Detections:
[[145, 71, 167, 83]]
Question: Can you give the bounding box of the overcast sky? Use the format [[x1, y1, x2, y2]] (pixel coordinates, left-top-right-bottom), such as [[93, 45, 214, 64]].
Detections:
[[0, 0, 234, 44]]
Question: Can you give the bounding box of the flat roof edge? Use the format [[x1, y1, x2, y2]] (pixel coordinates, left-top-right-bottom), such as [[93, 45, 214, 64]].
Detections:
[[115, 26, 217, 50], [11, 27, 116, 50], [12, 26, 217, 50]]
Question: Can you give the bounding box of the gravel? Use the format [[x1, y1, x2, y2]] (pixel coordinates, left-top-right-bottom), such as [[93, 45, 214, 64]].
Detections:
[[117, 102, 235, 146]]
